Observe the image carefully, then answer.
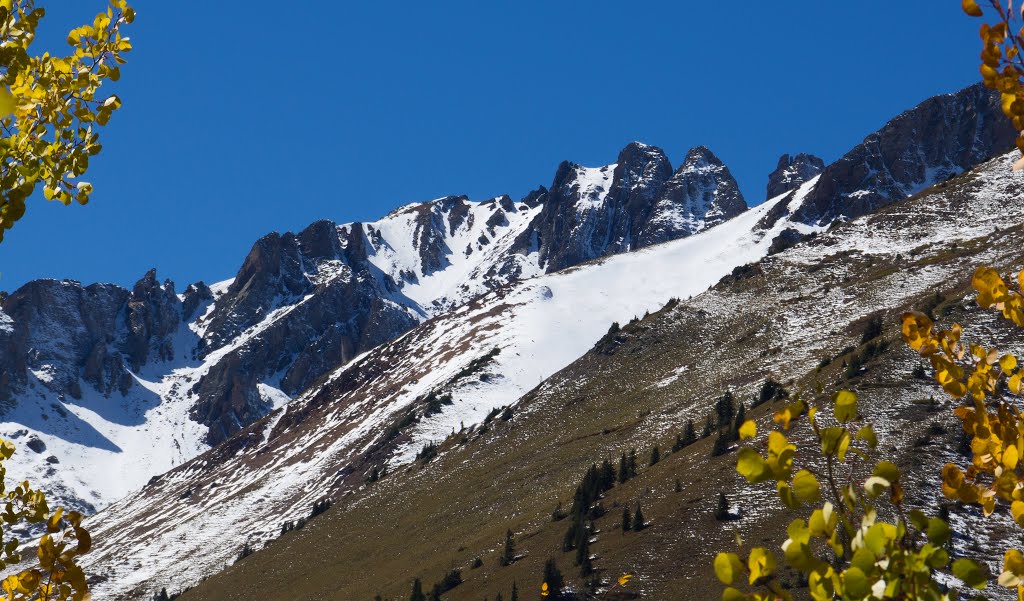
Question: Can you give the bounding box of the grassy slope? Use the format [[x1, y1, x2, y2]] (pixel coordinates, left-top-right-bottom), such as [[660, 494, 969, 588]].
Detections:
[[179, 160, 1024, 601]]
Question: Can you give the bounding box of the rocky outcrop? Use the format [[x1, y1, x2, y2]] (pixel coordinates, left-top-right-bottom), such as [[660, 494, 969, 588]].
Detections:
[[793, 82, 1017, 224], [518, 142, 742, 272], [0, 279, 133, 402], [766, 153, 825, 199], [124, 269, 181, 371], [637, 146, 746, 246]]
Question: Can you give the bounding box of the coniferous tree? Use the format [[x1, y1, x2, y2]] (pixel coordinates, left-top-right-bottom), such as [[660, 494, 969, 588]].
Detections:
[[622, 506, 631, 532], [499, 529, 515, 566], [649, 445, 660, 466], [627, 448, 638, 478], [702, 415, 714, 439], [510, 581, 519, 601], [675, 478, 683, 493], [496, 594, 503, 601], [715, 491, 731, 521], [155, 589, 169, 601], [683, 419, 697, 446], [715, 391, 736, 429], [672, 433, 684, 452], [428, 584, 442, 601], [633, 504, 645, 531], [542, 559, 564, 598], [409, 579, 426, 601], [599, 459, 616, 490], [732, 402, 747, 438], [617, 452, 628, 484]]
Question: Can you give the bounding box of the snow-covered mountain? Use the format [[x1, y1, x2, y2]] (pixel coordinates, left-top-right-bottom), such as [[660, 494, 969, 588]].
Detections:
[[0, 81, 1016, 599], [83, 146, 1024, 601], [0, 141, 752, 516]]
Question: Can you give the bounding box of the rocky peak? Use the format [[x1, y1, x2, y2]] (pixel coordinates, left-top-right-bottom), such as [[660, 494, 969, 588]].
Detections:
[[636, 146, 746, 246], [766, 153, 825, 199], [124, 269, 181, 370], [793, 82, 1017, 224]]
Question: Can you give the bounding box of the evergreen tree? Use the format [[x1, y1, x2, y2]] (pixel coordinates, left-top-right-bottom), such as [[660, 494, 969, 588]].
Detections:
[[715, 492, 731, 521], [155, 589, 169, 601], [628, 448, 638, 478], [617, 452, 628, 484], [428, 583, 442, 601], [500, 529, 516, 566], [649, 445, 660, 466], [496, 594, 503, 601], [732, 403, 747, 438], [702, 415, 714, 439], [542, 559, 564, 598], [672, 433, 685, 452], [675, 478, 683, 493], [712, 428, 733, 456], [622, 506, 631, 531], [510, 581, 519, 601], [633, 505, 645, 531], [409, 579, 426, 601], [599, 459, 616, 490], [683, 419, 697, 446], [715, 391, 736, 429]]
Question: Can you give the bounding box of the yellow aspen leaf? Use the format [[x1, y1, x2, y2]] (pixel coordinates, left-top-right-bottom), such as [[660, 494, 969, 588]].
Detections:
[[747, 547, 776, 585], [738, 420, 756, 440], [833, 390, 857, 422], [974, 267, 1009, 309], [736, 448, 770, 484], [792, 469, 821, 503], [1010, 373, 1023, 395], [963, 0, 984, 16], [714, 552, 744, 585], [0, 88, 14, 118], [1012, 501, 1024, 527], [1007, 445, 1020, 470], [722, 587, 746, 601], [541, 582, 549, 597], [901, 311, 934, 352], [617, 574, 632, 586]]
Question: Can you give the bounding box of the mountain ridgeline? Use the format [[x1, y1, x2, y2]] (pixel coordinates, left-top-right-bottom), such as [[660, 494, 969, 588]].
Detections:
[[0, 82, 1019, 600]]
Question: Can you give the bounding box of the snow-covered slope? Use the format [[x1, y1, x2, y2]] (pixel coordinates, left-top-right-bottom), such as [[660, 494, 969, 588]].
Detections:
[[79, 180, 820, 599], [86, 150, 1024, 601]]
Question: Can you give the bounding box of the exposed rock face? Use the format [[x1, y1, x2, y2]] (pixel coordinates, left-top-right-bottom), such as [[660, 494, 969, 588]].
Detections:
[[521, 142, 744, 272], [0, 279, 133, 402], [637, 146, 747, 246], [181, 282, 213, 321], [190, 220, 418, 444], [766, 153, 825, 199], [124, 269, 181, 371], [793, 82, 1017, 224]]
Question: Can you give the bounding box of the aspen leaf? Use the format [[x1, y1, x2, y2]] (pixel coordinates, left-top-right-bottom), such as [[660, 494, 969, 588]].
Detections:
[[953, 558, 988, 589], [833, 390, 857, 422], [714, 552, 743, 585], [963, 0, 984, 17], [736, 448, 769, 484], [792, 470, 821, 503], [747, 547, 776, 585], [738, 420, 756, 440]]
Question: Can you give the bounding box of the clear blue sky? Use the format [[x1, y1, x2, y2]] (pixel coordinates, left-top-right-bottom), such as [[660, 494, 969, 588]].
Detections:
[[0, 1, 984, 292]]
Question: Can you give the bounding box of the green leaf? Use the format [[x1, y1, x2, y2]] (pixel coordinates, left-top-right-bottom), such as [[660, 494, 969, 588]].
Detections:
[[855, 426, 877, 449], [834, 390, 857, 422], [843, 567, 871, 600], [927, 517, 951, 546], [952, 558, 988, 589]]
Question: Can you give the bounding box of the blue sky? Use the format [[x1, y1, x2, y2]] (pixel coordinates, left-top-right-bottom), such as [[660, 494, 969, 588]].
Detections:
[[0, 1, 984, 292]]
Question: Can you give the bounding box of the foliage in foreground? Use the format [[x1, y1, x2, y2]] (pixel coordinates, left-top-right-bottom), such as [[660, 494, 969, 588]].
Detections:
[[714, 263, 1024, 601], [0, 0, 133, 242]]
